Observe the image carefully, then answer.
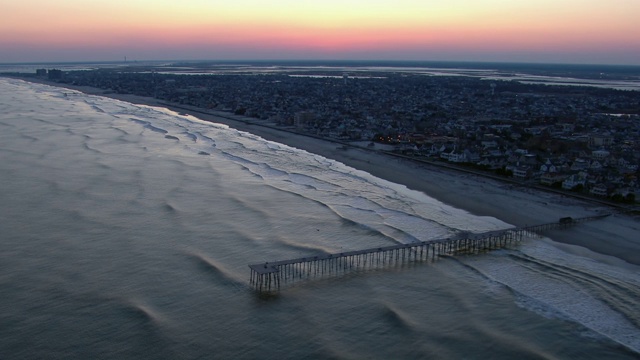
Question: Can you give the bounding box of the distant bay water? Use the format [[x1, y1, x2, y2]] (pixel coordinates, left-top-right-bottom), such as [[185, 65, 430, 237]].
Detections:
[[1, 78, 639, 359], [2, 61, 639, 90]]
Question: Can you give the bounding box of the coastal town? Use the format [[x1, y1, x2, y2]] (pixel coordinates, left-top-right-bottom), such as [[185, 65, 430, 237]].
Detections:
[[13, 65, 640, 205]]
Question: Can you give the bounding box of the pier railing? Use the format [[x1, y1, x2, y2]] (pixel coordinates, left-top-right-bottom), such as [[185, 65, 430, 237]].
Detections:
[[249, 214, 610, 292]]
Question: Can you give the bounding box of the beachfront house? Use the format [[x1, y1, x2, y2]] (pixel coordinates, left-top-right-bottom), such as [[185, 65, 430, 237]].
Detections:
[[513, 165, 531, 180], [540, 173, 567, 186], [562, 173, 587, 190], [590, 183, 609, 197], [441, 149, 467, 163]]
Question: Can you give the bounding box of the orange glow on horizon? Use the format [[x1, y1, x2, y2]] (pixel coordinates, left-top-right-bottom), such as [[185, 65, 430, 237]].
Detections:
[[11, 22, 635, 55], [2, 0, 639, 64]]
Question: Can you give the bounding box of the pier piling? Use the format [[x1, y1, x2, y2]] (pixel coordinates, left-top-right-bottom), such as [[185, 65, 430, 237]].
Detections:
[[249, 214, 609, 292]]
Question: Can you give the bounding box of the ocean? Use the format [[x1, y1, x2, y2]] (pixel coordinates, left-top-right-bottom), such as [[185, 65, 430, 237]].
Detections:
[[0, 78, 638, 359]]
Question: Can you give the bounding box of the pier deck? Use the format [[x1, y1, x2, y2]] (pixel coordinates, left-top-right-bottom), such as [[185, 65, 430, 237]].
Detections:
[[249, 214, 610, 292]]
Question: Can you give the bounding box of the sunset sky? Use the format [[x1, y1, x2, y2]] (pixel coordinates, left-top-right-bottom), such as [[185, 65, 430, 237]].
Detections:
[[2, 0, 639, 64]]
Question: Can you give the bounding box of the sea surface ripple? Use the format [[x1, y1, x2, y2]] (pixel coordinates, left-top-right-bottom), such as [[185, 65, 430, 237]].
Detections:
[[1, 78, 638, 359]]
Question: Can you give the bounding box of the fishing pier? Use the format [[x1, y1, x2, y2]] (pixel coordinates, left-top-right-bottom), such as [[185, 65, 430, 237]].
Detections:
[[249, 214, 609, 292]]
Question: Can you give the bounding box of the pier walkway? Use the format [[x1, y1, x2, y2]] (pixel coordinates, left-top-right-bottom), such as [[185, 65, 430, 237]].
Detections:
[[249, 214, 610, 292]]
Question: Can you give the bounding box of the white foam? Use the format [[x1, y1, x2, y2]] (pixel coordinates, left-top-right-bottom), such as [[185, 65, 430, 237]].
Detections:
[[465, 238, 640, 353]]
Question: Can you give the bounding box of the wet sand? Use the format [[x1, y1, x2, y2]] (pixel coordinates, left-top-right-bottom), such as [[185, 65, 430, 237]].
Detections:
[[16, 77, 640, 266]]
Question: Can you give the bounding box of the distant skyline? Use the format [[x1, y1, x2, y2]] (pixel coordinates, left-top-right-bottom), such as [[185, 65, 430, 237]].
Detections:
[[2, 0, 639, 65]]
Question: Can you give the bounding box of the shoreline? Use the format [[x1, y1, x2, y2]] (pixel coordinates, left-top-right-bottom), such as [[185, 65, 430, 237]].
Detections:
[[10, 77, 640, 266]]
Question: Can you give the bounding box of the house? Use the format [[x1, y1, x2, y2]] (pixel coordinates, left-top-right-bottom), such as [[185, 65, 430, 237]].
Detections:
[[540, 173, 567, 186], [513, 165, 531, 179], [621, 164, 639, 174], [557, 123, 575, 132], [481, 134, 499, 148], [441, 148, 467, 163], [613, 187, 635, 198], [463, 149, 480, 163], [519, 154, 538, 166], [562, 173, 586, 190], [570, 159, 589, 171], [540, 159, 558, 173], [477, 156, 507, 170], [589, 160, 603, 170], [448, 151, 467, 163], [590, 183, 609, 197], [524, 126, 547, 135], [589, 134, 613, 148], [591, 149, 610, 160]]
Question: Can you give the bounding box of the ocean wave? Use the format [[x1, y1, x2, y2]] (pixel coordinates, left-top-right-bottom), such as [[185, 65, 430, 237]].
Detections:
[[511, 252, 640, 328], [462, 239, 640, 353], [187, 252, 248, 290], [145, 124, 168, 134], [119, 299, 165, 325], [182, 131, 197, 142], [272, 237, 335, 257], [378, 302, 419, 333]]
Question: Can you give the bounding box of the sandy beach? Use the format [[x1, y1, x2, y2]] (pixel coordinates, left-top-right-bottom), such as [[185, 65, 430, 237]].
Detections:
[[15, 77, 640, 266]]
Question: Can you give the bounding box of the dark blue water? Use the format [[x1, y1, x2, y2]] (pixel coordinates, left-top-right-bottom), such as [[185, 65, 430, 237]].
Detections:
[[1, 78, 638, 359]]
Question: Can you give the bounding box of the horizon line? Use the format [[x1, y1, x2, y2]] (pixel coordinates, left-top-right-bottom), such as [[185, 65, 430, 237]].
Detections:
[[2, 59, 640, 68]]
